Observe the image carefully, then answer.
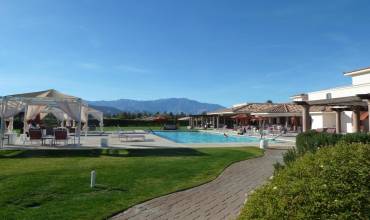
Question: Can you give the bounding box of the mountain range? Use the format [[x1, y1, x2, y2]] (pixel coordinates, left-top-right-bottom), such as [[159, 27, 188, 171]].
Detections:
[[88, 98, 225, 115]]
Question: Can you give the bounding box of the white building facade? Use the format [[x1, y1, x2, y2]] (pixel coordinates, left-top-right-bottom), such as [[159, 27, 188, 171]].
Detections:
[[292, 67, 370, 133]]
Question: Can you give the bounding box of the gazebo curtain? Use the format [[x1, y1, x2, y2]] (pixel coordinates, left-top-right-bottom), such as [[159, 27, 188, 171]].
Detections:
[[0, 100, 25, 119], [26, 105, 47, 121]]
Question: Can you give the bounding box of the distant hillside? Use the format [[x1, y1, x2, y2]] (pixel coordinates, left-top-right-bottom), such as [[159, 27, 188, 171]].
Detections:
[[89, 105, 122, 115], [88, 98, 224, 114]]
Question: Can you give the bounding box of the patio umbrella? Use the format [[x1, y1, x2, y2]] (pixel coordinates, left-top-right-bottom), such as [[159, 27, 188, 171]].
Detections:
[[153, 116, 168, 122]]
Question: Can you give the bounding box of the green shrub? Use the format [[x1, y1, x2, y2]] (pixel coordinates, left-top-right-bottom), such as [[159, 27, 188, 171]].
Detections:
[[279, 131, 370, 167], [239, 143, 370, 219]]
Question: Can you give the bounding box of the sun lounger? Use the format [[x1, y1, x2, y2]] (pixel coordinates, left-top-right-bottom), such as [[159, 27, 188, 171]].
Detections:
[[120, 134, 146, 142], [163, 124, 177, 130]]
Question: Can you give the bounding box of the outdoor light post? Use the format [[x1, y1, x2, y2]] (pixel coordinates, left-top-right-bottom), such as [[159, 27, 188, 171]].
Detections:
[[90, 170, 96, 188]]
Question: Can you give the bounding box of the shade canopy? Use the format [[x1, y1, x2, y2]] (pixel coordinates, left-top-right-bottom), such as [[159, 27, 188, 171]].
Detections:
[[0, 90, 104, 145], [0, 89, 102, 122]]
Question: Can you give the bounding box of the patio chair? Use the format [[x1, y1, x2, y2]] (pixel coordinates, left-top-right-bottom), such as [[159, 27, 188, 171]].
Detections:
[[54, 128, 69, 145], [29, 129, 42, 144], [326, 128, 336, 134]]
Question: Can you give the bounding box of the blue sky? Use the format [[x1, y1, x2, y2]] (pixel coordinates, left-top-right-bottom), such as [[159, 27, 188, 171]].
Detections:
[[1, 0, 370, 106]]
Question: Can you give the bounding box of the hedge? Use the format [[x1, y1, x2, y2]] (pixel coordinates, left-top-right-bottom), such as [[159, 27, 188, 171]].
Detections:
[[10, 118, 189, 129], [102, 118, 188, 127], [239, 143, 370, 219], [276, 131, 370, 170]]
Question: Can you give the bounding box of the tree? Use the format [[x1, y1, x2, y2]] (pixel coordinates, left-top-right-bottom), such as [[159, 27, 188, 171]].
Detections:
[[266, 100, 273, 104]]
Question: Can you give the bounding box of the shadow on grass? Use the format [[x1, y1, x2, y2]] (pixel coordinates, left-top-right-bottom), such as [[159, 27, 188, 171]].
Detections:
[[0, 148, 207, 159]]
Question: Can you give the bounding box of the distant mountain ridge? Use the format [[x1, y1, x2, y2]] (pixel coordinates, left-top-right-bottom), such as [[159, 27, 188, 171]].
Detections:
[[88, 98, 225, 114]]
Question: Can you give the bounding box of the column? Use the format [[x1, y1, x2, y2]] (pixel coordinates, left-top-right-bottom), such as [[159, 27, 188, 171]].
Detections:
[[334, 109, 342, 134], [302, 104, 310, 132], [212, 116, 215, 128], [352, 108, 360, 133], [216, 116, 220, 129]]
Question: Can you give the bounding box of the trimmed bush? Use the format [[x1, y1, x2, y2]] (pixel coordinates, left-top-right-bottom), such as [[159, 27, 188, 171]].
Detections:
[[239, 143, 370, 219], [279, 131, 370, 168], [102, 118, 188, 127]]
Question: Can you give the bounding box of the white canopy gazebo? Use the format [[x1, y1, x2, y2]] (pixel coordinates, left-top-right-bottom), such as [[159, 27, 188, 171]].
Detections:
[[0, 89, 104, 147]]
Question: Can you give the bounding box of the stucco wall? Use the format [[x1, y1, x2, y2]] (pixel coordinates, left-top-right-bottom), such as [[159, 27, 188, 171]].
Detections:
[[341, 111, 353, 133], [308, 83, 370, 101], [352, 74, 370, 85], [310, 112, 353, 133], [322, 113, 336, 128]]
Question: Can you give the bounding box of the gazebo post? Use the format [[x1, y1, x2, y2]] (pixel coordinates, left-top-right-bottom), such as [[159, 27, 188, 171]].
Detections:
[[1, 97, 9, 148], [77, 99, 82, 146], [23, 104, 28, 134]]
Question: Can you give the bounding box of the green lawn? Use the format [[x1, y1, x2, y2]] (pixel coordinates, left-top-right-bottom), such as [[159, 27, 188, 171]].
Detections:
[[0, 147, 263, 220]]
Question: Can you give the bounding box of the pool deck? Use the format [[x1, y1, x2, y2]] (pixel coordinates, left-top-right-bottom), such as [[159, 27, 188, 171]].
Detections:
[[1, 130, 295, 150]]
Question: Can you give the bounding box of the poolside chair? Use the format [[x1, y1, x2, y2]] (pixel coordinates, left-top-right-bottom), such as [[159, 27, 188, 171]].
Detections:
[[120, 134, 146, 142], [54, 128, 69, 145], [29, 129, 42, 144], [326, 128, 336, 134]]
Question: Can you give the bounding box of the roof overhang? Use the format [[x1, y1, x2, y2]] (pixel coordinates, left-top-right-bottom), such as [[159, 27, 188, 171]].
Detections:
[[251, 112, 302, 117], [206, 112, 234, 116], [344, 67, 370, 77], [294, 94, 369, 107]]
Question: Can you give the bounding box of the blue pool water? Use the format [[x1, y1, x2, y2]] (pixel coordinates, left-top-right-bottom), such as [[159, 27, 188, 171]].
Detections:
[[153, 131, 268, 144]]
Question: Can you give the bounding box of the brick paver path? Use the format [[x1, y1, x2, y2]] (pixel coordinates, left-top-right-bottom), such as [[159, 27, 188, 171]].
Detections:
[[112, 149, 285, 220]]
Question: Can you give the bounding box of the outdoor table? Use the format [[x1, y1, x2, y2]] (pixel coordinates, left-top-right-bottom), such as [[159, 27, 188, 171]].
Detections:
[[42, 135, 55, 146], [4, 133, 17, 145]]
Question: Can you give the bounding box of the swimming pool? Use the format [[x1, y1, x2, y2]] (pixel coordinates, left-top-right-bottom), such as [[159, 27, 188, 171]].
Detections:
[[153, 131, 268, 144]]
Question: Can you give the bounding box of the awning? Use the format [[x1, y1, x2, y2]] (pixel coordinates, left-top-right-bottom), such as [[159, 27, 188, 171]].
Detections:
[[231, 114, 249, 120], [178, 117, 190, 121]]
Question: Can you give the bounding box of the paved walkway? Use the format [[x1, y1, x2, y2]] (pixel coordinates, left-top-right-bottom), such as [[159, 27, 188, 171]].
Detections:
[[112, 149, 285, 220]]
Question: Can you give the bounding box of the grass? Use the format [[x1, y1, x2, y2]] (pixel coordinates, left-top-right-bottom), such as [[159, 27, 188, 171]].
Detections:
[[0, 147, 263, 219]]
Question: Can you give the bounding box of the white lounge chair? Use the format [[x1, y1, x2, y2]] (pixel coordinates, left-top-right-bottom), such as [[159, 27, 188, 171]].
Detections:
[[119, 134, 146, 142]]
